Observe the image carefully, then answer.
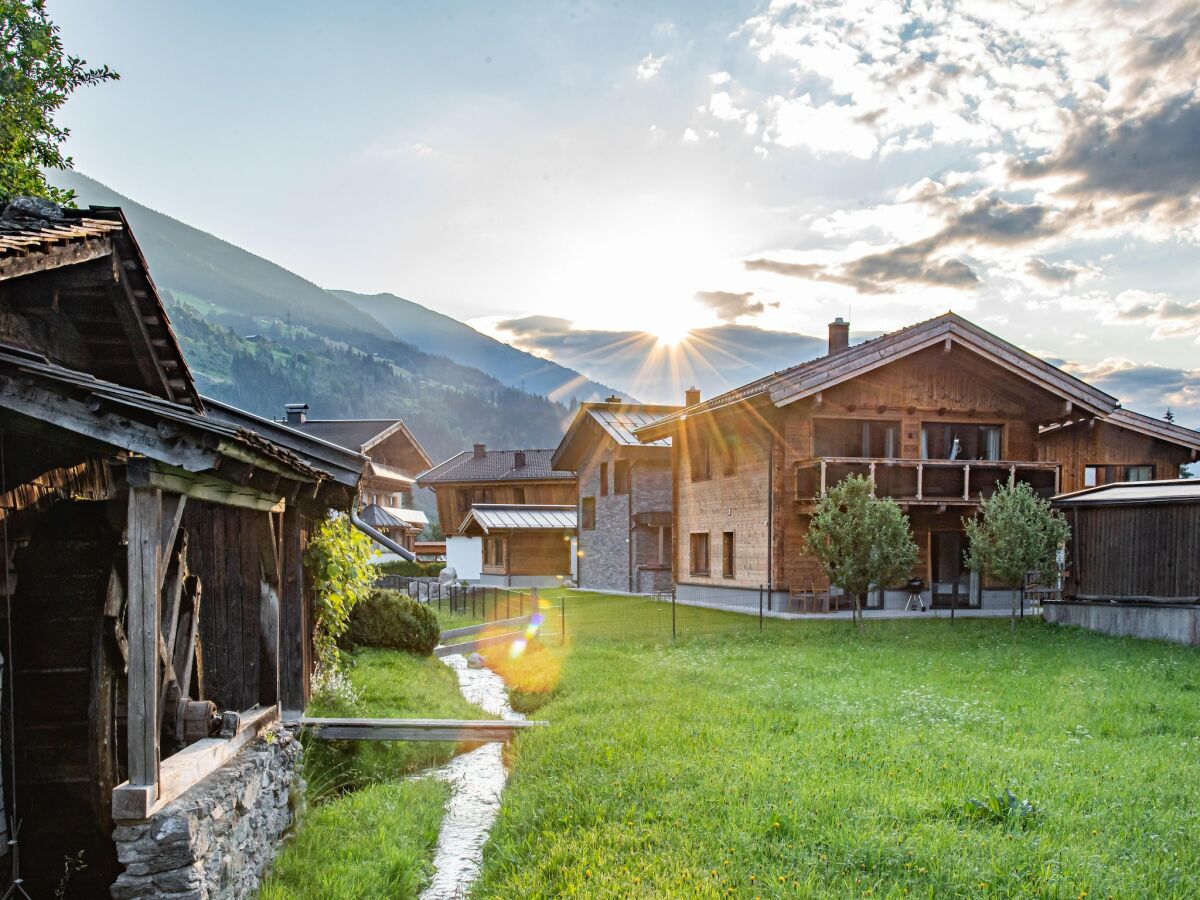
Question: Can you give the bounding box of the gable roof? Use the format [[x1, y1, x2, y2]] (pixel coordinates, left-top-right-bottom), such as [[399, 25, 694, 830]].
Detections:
[[417, 448, 575, 486], [552, 402, 680, 471], [1106, 408, 1200, 453], [459, 503, 577, 534], [0, 204, 200, 409], [635, 312, 1120, 441], [287, 418, 433, 468], [1054, 478, 1200, 507]]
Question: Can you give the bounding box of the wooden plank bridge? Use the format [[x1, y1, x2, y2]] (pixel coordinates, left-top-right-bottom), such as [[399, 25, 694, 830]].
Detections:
[[300, 716, 545, 742]]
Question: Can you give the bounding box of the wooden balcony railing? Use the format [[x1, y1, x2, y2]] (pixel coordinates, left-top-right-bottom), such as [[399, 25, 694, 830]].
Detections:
[[794, 457, 1061, 506]]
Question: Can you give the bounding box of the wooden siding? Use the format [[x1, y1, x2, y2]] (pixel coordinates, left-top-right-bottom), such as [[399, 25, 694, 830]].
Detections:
[[491, 531, 573, 576], [1039, 420, 1191, 493], [435, 481, 577, 535], [1067, 502, 1200, 600]]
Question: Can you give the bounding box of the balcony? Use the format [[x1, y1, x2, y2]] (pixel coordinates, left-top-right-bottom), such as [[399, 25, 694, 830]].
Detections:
[[794, 457, 1061, 509]]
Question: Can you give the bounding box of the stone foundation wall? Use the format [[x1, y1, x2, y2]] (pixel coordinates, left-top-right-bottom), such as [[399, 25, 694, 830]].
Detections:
[[1044, 601, 1200, 645], [111, 724, 302, 899]]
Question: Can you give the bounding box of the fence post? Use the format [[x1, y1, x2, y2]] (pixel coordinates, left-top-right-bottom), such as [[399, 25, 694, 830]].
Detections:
[[671, 588, 676, 641], [506, 591, 511, 619], [561, 591, 566, 645], [1020, 584, 1025, 620], [951, 577, 958, 624], [759, 584, 764, 632]]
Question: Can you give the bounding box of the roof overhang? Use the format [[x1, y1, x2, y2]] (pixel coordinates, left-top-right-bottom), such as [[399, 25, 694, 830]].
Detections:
[[458, 503, 578, 535]]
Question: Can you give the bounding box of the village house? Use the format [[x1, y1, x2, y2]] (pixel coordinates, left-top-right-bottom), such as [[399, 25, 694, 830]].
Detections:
[[279, 404, 433, 552], [0, 200, 373, 897], [552, 398, 680, 593], [416, 445, 577, 586], [635, 313, 1200, 612]]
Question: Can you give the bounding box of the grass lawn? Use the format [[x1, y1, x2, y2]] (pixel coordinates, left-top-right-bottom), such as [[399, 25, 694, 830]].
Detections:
[[472, 596, 1200, 898], [262, 647, 484, 899]]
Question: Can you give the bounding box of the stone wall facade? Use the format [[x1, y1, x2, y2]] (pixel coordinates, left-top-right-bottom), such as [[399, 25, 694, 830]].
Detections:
[[578, 452, 673, 593], [111, 725, 302, 899]]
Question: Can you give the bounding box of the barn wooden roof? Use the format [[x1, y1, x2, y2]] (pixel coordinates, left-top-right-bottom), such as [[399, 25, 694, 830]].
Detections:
[[0, 204, 200, 409], [635, 312, 1122, 441]]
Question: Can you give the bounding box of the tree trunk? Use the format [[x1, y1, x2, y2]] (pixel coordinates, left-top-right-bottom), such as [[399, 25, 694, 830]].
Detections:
[[1011, 587, 1019, 633], [853, 590, 864, 633]]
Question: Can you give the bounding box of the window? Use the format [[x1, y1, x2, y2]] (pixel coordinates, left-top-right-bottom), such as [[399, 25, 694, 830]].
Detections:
[[581, 497, 596, 530], [813, 419, 899, 458], [614, 459, 630, 495], [690, 532, 710, 576], [690, 437, 711, 482], [484, 536, 506, 569], [722, 531, 735, 578], [1084, 464, 1154, 487], [599, 462, 609, 496], [921, 423, 1002, 461], [512, 486, 526, 504]]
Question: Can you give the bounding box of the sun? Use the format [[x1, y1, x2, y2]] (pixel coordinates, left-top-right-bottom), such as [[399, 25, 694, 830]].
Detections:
[[648, 321, 692, 347]]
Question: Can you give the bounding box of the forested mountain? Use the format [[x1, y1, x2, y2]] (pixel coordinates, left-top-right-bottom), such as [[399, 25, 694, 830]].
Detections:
[[49, 171, 594, 462]]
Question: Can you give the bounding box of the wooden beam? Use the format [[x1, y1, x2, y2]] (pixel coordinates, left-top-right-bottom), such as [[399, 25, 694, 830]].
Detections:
[[126, 484, 162, 799], [256, 512, 282, 707], [159, 492, 187, 568], [107, 254, 174, 399], [301, 716, 546, 743], [279, 511, 308, 716], [0, 235, 113, 280], [113, 705, 279, 820], [128, 459, 286, 512]]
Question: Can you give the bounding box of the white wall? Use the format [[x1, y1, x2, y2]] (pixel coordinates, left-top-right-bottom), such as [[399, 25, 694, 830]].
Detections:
[[446, 535, 482, 580]]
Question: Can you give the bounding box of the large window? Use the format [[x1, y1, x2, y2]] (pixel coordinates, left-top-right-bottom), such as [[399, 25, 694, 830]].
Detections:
[[1084, 464, 1154, 487], [614, 459, 630, 495], [722, 531, 735, 578], [813, 419, 899, 458], [689, 532, 710, 576], [581, 497, 596, 530], [921, 423, 1002, 461]]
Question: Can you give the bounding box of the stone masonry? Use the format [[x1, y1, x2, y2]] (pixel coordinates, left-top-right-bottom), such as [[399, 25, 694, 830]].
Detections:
[[578, 454, 672, 593], [110, 725, 302, 899]]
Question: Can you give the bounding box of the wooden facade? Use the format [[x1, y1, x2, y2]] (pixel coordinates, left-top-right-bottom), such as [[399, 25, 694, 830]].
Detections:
[[639, 314, 1200, 608], [0, 204, 366, 894]]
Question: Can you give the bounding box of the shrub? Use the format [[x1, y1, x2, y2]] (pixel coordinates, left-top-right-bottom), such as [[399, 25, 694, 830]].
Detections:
[[343, 589, 441, 655], [379, 559, 445, 578], [304, 514, 376, 674]]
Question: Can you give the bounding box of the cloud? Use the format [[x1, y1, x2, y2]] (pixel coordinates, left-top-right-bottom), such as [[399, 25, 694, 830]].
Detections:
[[636, 53, 666, 80], [1026, 258, 1093, 285], [695, 290, 768, 322], [1101, 290, 1200, 339], [1061, 357, 1200, 427]]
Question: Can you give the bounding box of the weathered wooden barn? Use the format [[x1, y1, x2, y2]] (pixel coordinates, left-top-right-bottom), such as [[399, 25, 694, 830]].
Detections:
[[0, 201, 367, 897], [1045, 479, 1200, 643], [635, 313, 1200, 611]]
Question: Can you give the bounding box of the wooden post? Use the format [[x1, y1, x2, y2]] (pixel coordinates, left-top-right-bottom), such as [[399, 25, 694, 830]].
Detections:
[[916, 463, 923, 500], [868, 461, 876, 494], [280, 510, 307, 715], [127, 484, 162, 805], [257, 511, 282, 708], [962, 464, 971, 500], [819, 459, 827, 496]]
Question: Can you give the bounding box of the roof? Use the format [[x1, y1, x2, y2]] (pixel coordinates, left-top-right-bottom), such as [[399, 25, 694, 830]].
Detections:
[[288, 418, 433, 468], [417, 448, 576, 486], [459, 503, 577, 533], [0, 204, 200, 409], [359, 503, 429, 529], [635, 312, 1121, 441], [368, 460, 415, 485], [552, 402, 680, 471], [1054, 478, 1200, 507], [1106, 409, 1200, 452]]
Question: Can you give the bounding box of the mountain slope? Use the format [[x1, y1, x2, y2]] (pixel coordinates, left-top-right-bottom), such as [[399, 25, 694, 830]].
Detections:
[[335, 289, 629, 404]]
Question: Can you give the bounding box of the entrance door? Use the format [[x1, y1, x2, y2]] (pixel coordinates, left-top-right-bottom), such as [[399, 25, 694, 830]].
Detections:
[[930, 531, 972, 608]]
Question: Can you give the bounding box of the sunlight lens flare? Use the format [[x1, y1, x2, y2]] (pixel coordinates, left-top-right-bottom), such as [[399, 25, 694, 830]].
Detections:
[[650, 321, 692, 347]]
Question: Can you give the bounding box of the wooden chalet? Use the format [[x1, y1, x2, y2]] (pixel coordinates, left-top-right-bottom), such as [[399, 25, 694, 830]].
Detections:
[[281, 404, 433, 552], [0, 202, 368, 896], [416, 445, 577, 585], [1045, 479, 1200, 644], [635, 313, 1200, 611], [552, 398, 680, 593]]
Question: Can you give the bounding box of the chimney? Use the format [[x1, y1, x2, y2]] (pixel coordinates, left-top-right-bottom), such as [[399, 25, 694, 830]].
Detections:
[[514, 451, 526, 468], [473, 442, 487, 459], [604, 395, 622, 404], [685, 386, 701, 407], [284, 402, 308, 425], [828, 317, 849, 354]]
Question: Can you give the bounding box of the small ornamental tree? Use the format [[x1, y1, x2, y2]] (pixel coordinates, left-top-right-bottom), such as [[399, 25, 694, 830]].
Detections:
[[805, 474, 919, 632], [304, 513, 376, 677], [963, 481, 1070, 632]]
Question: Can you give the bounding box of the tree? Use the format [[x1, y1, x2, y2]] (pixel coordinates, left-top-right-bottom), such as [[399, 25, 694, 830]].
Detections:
[[963, 481, 1070, 632], [805, 474, 919, 632], [1164, 408, 1176, 424], [1, 0, 117, 204], [304, 514, 376, 676]]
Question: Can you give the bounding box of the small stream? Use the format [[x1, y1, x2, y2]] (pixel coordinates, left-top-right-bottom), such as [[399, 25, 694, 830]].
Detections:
[[417, 653, 524, 900]]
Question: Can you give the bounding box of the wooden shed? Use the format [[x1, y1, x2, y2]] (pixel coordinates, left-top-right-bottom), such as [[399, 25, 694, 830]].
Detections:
[[0, 201, 367, 895]]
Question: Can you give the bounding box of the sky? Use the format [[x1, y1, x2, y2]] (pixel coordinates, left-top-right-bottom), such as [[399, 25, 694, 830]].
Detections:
[[51, 0, 1200, 422]]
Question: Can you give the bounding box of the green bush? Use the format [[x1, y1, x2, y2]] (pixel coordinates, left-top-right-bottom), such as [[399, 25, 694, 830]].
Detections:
[[343, 590, 440, 655], [378, 560, 445, 578]]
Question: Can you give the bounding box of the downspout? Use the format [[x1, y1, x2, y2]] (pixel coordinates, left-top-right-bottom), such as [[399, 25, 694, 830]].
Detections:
[[350, 506, 417, 562], [627, 460, 637, 593], [767, 430, 774, 597]]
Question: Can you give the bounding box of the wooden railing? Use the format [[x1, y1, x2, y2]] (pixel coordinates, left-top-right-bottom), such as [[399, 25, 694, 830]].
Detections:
[[795, 457, 1061, 505]]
